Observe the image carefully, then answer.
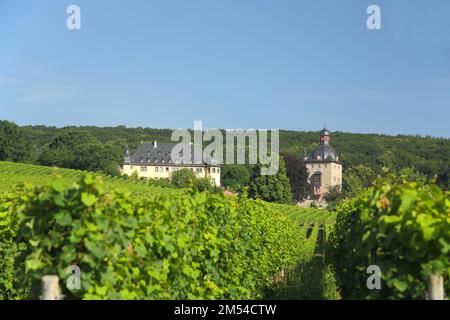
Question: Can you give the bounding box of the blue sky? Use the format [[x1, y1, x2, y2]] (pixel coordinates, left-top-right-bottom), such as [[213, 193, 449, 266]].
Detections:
[[0, 0, 449, 137]]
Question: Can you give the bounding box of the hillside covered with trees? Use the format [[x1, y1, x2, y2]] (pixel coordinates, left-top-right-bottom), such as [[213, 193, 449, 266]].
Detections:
[[1, 120, 449, 197]]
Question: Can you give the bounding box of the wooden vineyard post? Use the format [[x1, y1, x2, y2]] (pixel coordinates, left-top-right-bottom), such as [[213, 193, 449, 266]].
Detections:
[[41, 275, 62, 300], [427, 274, 444, 300]]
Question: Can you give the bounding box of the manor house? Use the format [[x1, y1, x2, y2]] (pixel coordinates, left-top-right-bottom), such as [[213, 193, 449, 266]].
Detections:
[[121, 141, 221, 186]]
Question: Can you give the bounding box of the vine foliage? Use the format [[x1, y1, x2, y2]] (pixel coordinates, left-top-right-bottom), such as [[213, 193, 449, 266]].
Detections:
[[0, 175, 302, 299]]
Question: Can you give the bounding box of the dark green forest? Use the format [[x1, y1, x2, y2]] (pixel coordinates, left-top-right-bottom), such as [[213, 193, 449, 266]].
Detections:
[[1, 120, 449, 191]]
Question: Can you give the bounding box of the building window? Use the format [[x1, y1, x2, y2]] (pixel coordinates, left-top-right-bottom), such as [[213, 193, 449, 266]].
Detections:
[[212, 178, 216, 184], [140, 166, 147, 172], [196, 168, 202, 173], [312, 173, 322, 187], [217, 168, 220, 173], [324, 164, 327, 168], [166, 167, 169, 172], [155, 167, 159, 173], [212, 168, 216, 173]]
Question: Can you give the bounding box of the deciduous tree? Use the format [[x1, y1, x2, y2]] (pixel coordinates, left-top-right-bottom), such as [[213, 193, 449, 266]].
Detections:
[[248, 157, 293, 204]]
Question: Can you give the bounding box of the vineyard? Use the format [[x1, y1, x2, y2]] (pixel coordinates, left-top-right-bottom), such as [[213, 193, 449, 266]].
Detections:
[[267, 204, 340, 299], [329, 172, 450, 299], [0, 161, 179, 197], [0, 161, 336, 299], [1, 161, 448, 300]]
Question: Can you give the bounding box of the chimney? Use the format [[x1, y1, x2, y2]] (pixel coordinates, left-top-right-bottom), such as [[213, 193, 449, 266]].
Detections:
[[153, 140, 157, 148]]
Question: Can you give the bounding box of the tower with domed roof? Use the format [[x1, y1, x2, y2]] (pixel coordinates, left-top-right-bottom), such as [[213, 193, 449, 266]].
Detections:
[[302, 127, 342, 199]]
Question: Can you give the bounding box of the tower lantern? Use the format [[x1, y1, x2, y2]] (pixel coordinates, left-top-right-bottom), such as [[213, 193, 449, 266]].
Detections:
[[320, 127, 330, 146]]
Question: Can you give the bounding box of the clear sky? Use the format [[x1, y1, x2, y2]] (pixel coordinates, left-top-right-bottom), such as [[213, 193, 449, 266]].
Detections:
[[0, 0, 449, 137]]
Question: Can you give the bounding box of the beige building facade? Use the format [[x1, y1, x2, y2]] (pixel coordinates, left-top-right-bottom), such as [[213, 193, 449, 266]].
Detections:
[[120, 141, 221, 187], [302, 128, 342, 199]]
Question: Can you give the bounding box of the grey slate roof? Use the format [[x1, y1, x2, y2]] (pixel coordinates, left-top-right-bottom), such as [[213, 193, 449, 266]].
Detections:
[[125, 142, 219, 167], [308, 145, 339, 162]]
